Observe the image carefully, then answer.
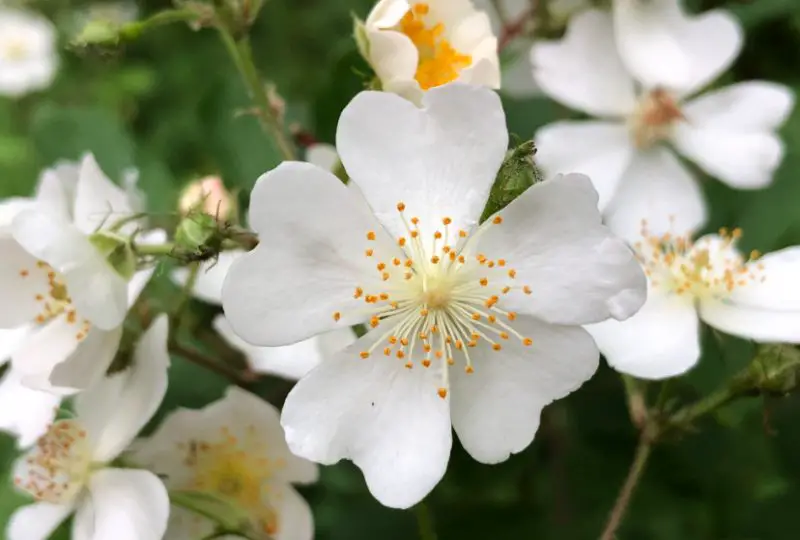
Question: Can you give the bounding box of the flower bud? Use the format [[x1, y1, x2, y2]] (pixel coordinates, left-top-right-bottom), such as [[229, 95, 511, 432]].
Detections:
[[747, 344, 800, 395], [480, 140, 542, 222], [179, 176, 235, 221]]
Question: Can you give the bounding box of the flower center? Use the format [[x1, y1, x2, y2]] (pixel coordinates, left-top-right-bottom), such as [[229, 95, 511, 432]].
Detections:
[[180, 425, 285, 537], [634, 221, 765, 302], [14, 420, 93, 504], [19, 261, 92, 341], [629, 88, 684, 149], [397, 3, 473, 90], [2, 38, 29, 62], [333, 202, 533, 399]]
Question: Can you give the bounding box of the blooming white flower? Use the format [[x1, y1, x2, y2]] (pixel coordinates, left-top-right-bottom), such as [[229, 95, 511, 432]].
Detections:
[[362, 0, 500, 103], [0, 154, 161, 394], [7, 316, 171, 540], [531, 1, 794, 240], [130, 387, 318, 540], [588, 225, 800, 379], [0, 7, 58, 97], [222, 83, 646, 508]]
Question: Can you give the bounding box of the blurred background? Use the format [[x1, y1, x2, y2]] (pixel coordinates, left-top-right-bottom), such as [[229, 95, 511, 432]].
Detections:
[[3, 0, 800, 538]]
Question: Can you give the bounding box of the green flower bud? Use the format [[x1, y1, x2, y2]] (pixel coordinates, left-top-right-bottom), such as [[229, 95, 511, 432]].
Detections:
[[480, 140, 542, 222]]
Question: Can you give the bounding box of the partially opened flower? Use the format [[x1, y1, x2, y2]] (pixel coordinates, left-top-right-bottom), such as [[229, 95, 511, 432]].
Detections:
[[222, 83, 646, 508], [178, 175, 235, 221], [130, 387, 318, 540], [8, 316, 171, 540], [588, 225, 800, 380], [361, 0, 500, 103], [0, 7, 58, 97], [532, 1, 794, 240], [0, 154, 162, 393]]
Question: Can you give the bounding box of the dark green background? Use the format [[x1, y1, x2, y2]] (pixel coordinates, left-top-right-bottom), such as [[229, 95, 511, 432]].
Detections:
[[3, 0, 800, 538]]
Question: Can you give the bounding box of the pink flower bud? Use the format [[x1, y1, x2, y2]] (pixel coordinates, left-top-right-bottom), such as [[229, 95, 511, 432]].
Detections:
[[179, 176, 234, 220]]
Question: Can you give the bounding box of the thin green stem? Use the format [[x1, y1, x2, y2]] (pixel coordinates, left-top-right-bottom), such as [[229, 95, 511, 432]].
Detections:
[[216, 28, 296, 161], [132, 241, 176, 258], [599, 434, 653, 540], [414, 502, 438, 540], [667, 384, 741, 429], [621, 375, 647, 429]]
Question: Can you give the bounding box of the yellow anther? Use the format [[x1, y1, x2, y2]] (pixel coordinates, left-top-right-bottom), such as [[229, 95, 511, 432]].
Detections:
[[437, 388, 448, 399], [354, 287, 363, 299], [492, 343, 502, 351], [523, 338, 533, 346], [360, 351, 370, 359], [442, 217, 452, 225], [465, 366, 474, 374], [333, 312, 341, 321], [479, 278, 488, 287], [365, 249, 374, 257], [492, 216, 503, 225], [397, 202, 406, 212], [508, 269, 517, 278], [367, 231, 376, 241]]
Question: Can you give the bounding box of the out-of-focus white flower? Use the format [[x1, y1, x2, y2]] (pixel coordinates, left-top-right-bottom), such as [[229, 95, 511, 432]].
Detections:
[[7, 317, 171, 540], [362, 0, 500, 103], [532, 2, 794, 241], [179, 175, 235, 221], [222, 84, 646, 508], [130, 387, 318, 540], [589, 226, 800, 379], [0, 155, 162, 394], [0, 7, 58, 97], [305, 143, 340, 172]]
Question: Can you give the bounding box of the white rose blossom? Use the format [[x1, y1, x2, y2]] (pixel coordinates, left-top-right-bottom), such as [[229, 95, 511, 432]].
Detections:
[[222, 83, 646, 508], [130, 387, 318, 540], [0, 196, 59, 447], [363, 0, 500, 103], [8, 316, 171, 540], [588, 226, 800, 380], [531, 0, 794, 240], [0, 155, 162, 394], [0, 7, 58, 97]]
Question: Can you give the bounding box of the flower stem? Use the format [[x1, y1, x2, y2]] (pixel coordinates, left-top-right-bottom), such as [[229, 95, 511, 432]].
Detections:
[[216, 28, 296, 161], [621, 375, 647, 429], [414, 502, 438, 540], [667, 383, 741, 429], [599, 434, 653, 540]]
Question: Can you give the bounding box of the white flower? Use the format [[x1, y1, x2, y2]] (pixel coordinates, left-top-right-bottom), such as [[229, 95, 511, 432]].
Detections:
[[363, 0, 500, 103], [305, 143, 340, 172], [0, 7, 58, 97], [0, 154, 161, 393], [222, 83, 646, 508], [130, 387, 318, 540], [588, 226, 800, 380], [531, 2, 794, 240], [7, 316, 171, 540]]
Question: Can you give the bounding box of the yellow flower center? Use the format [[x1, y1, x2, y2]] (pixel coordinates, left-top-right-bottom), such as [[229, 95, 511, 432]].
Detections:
[[333, 203, 534, 399], [180, 425, 286, 537], [2, 38, 29, 61], [398, 3, 473, 90], [634, 221, 766, 301], [14, 420, 93, 504], [19, 261, 92, 342], [629, 88, 684, 149]]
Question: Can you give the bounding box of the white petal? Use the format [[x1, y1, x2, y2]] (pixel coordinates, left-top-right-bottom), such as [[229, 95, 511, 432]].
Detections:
[[366, 29, 419, 90], [336, 84, 508, 239], [498, 40, 540, 98], [450, 316, 597, 463], [531, 10, 636, 117], [7, 502, 73, 540], [12, 210, 128, 330], [47, 326, 123, 393], [0, 197, 33, 229], [0, 236, 45, 327], [0, 326, 30, 362], [161, 507, 215, 540], [535, 121, 633, 210], [34, 162, 80, 223], [75, 469, 169, 540], [272, 484, 315, 540], [281, 337, 452, 509], [366, 0, 411, 28], [172, 251, 241, 306], [305, 143, 339, 172], [73, 154, 135, 234], [672, 82, 795, 189], [477, 173, 647, 325], [697, 246, 800, 343], [604, 147, 707, 242], [699, 299, 800, 343], [222, 161, 395, 346], [75, 316, 169, 462], [587, 290, 701, 379], [613, 0, 742, 95], [12, 317, 84, 382], [214, 315, 353, 380], [0, 368, 60, 447]]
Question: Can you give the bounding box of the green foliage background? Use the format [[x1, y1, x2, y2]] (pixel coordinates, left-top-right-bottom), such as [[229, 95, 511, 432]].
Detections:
[[2, 0, 800, 538]]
